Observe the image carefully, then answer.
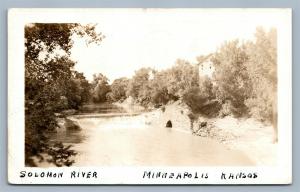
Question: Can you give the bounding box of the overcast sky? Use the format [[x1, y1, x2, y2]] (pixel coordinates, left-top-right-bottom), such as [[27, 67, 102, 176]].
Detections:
[[69, 9, 282, 82]]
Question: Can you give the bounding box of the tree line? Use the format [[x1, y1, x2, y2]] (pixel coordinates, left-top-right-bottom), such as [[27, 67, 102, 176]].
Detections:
[[92, 27, 277, 124], [25, 23, 276, 166]]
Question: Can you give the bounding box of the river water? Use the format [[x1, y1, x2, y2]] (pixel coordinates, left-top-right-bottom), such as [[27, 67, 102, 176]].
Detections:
[[51, 103, 254, 166]]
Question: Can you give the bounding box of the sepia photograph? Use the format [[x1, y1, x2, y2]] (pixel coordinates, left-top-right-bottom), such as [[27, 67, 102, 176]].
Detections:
[[8, 8, 292, 184]]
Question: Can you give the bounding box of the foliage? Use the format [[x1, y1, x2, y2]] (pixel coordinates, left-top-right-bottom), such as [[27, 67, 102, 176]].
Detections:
[[91, 73, 111, 103], [164, 59, 199, 98], [244, 27, 277, 122], [151, 86, 175, 105], [25, 23, 103, 166], [24, 23, 278, 166], [86, 27, 276, 125], [210, 27, 277, 122], [182, 78, 221, 117], [126, 68, 154, 106], [211, 40, 251, 117], [108, 77, 130, 102], [123, 60, 198, 107], [25, 23, 103, 60], [47, 142, 77, 167]]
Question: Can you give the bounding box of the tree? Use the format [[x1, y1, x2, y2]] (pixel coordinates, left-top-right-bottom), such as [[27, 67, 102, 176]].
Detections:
[[124, 61, 199, 107], [109, 77, 130, 102], [149, 70, 178, 105], [244, 27, 277, 122], [183, 76, 221, 117], [211, 40, 251, 117], [64, 71, 92, 109], [91, 73, 111, 103], [126, 68, 154, 106], [25, 23, 104, 166], [73, 71, 92, 104], [165, 59, 199, 98]]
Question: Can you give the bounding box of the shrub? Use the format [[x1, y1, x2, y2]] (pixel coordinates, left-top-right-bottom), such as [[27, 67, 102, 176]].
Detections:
[[183, 87, 221, 118]]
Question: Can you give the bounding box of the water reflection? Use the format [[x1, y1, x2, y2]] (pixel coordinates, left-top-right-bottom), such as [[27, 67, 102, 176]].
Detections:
[[49, 128, 85, 144], [76, 103, 126, 114]]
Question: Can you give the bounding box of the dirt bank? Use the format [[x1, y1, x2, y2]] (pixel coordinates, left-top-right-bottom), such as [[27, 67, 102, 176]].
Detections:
[[143, 101, 277, 166]]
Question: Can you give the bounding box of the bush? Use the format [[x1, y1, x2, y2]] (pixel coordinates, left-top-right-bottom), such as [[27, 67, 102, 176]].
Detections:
[[245, 94, 276, 122], [151, 87, 178, 105], [183, 87, 221, 118]]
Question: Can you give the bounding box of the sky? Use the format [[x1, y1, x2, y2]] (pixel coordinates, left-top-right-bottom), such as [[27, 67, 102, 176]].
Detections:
[[69, 9, 282, 82]]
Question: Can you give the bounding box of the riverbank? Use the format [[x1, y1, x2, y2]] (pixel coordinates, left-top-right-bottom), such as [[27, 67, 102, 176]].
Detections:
[[141, 101, 277, 166], [36, 101, 276, 167]]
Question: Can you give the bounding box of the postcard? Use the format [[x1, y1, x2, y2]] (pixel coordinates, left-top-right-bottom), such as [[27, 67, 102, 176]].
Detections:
[[8, 8, 292, 184]]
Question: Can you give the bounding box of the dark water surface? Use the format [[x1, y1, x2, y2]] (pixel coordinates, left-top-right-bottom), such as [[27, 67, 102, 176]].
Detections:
[[76, 103, 127, 114]]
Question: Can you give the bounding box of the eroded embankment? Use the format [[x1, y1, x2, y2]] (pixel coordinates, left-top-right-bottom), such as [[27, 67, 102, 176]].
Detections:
[[140, 101, 277, 166]]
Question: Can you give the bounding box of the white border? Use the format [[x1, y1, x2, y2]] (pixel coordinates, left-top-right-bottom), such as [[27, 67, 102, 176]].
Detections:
[[8, 8, 292, 184]]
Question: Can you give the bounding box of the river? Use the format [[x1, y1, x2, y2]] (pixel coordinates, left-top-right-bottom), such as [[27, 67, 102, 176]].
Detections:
[[50, 103, 254, 166]]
